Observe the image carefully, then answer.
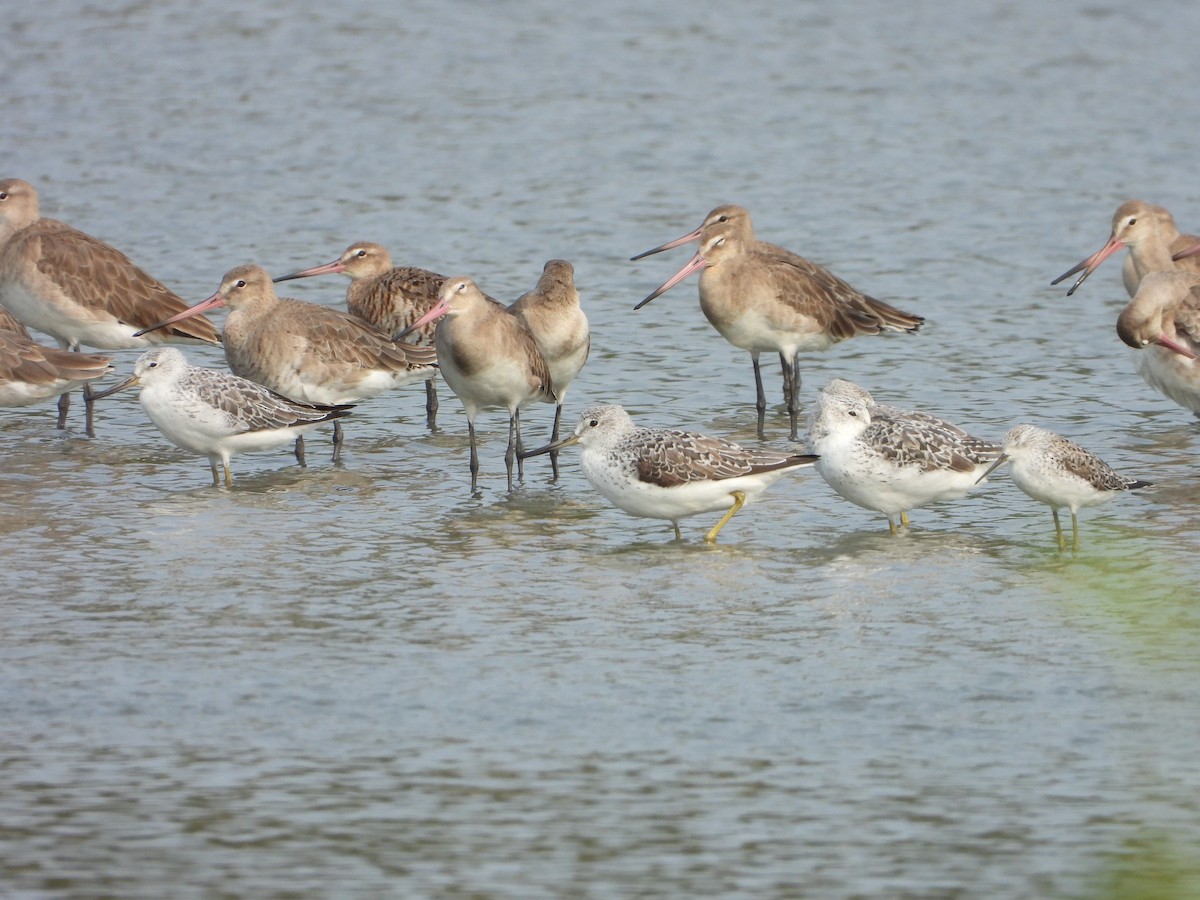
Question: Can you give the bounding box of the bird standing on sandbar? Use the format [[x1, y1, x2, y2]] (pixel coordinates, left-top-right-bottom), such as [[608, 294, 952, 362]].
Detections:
[[399, 275, 554, 494], [0, 178, 219, 435], [631, 204, 922, 441], [133, 264, 436, 463], [92, 347, 352, 486], [978, 424, 1151, 551], [805, 379, 1000, 534], [522, 403, 819, 543], [274, 242, 446, 427], [508, 259, 590, 480]]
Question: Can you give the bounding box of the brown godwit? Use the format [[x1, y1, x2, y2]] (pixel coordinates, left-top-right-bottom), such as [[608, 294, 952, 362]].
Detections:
[[1112, 270, 1200, 416], [1051, 200, 1200, 297], [632, 205, 922, 440], [0, 178, 219, 434], [508, 259, 590, 479], [274, 241, 447, 427], [0, 306, 113, 413], [399, 276, 554, 493]]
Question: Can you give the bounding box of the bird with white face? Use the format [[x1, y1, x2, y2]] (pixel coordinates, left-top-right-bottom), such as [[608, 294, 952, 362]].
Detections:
[[522, 402, 818, 543], [806, 379, 1000, 534], [399, 275, 555, 494], [93, 347, 352, 487], [978, 424, 1151, 551]]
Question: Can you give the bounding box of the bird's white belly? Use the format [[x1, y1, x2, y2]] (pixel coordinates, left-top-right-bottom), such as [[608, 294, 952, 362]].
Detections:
[[1008, 462, 1115, 513], [580, 450, 782, 520], [1135, 347, 1200, 415], [0, 278, 145, 350], [813, 433, 982, 514]]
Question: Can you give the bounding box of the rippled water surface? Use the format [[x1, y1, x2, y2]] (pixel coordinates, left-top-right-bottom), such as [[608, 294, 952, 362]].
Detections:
[[4, 1, 1200, 897]]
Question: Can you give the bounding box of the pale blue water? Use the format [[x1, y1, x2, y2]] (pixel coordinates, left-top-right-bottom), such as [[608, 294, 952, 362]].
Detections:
[[2, 1, 1200, 897]]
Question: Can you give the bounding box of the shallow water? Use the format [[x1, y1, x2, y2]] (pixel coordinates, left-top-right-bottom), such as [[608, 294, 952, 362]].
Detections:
[[3, 1, 1200, 897]]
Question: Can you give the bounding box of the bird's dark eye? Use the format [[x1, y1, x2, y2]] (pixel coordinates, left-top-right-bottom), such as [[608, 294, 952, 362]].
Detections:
[[718, 215, 728, 222], [236, 280, 246, 288], [1128, 218, 1137, 226], [589, 419, 599, 427], [0, 192, 7, 201], [356, 250, 366, 258], [847, 409, 858, 417], [148, 361, 158, 368]]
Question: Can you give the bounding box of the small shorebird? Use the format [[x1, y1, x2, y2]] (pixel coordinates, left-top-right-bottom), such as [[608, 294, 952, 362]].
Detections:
[[1051, 200, 1200, 297], [632, 205, 922, 441], [979, 424, 1151, 551], [274, 241, 446, 426], [400, 275, 554, 493], [0, 306, 113, 412], [1113, 270, 1200, 416], [522, 403, 818, 543], [805, 379, 1000, 534], [94, 347, 352, 486], [508, 259, 590, 479], [0, 178, 219, 435], [134, 264, 437, 462]]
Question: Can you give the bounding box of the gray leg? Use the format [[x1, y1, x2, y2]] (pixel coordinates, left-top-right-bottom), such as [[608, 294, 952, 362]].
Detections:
[[782, 353, 801, 442], [83, 382, 97, 438], [56, 391, 70, 429], [294, 436, 307, 468], [751, 353, 766, 439], [468, 420, 480, 493], [503, 415, 516, 492], [514, 407, 526, 483], [331, 420, 344, 463], [549, 402, 564, 481], [425, 379, 439, 430]]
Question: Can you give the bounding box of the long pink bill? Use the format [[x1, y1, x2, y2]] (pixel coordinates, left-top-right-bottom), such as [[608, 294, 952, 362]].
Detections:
[[1156, 334, 1199, 360], [273, 259, 344, 283], [1051, 237, 1124, 296], [1172, 240, 1200, 262], [132, 292, 227, 338], [633, 252, 709, 310], [393, 295, 450, 341], [629, 225, 703, 261]]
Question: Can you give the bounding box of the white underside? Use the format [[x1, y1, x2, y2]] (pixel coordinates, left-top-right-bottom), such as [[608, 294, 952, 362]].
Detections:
[[140, 383, 328, 466], [0, 377, 87, 406], [1134, 346, 1200, 416], [440, 352, 547, 420], [580, 449, 797, 521], [261, 365, 425, 406], [812, 431, 987, 515], [1008, 460, 1120, 514], [1, 279, 160, 350]]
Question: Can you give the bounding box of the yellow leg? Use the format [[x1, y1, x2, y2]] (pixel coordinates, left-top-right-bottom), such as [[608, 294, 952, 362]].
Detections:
[[222, 462, 233, 487], [1052, 509, 1065, 551], [706, 491, 746, 543], [900, 510, 911, 528], [887, 514, 899, 535], [671, 521, 682, 541], [1071, 510, 1080, 551], [210, 462, 220, 486]]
